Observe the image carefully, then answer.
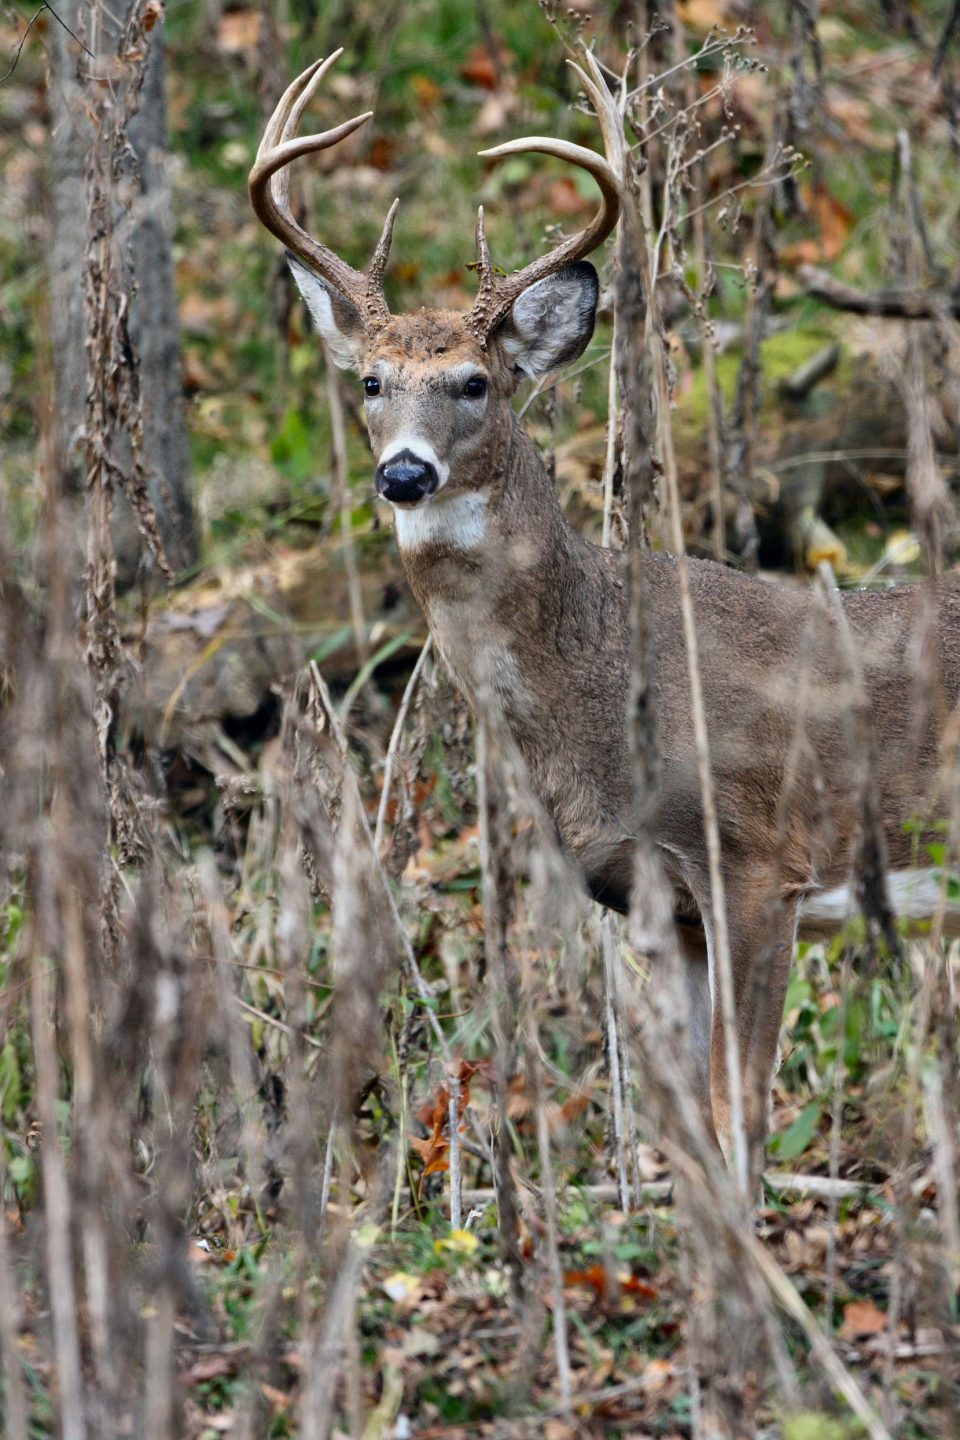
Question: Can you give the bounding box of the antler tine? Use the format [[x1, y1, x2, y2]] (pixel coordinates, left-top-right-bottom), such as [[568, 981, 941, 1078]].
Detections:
[[368, 197, 401, 291], [271, 51, 339, 211], [257, 54, 329, 158], [249, 51, 395, 331], [567, 50, 626, 178], [470, 205, 500, 338], [467, 53, 621, 344]]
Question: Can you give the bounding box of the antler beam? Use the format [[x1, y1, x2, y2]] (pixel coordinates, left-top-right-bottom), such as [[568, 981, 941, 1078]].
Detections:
[[249, 50, 398, 333]]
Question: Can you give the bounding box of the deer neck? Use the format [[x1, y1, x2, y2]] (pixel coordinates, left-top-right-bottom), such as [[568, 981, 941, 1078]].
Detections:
[[394, 416, 632, 901], [395, 416, 608, 705]]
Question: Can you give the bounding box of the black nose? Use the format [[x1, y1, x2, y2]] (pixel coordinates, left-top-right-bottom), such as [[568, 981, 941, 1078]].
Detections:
[[375, 449, 439, 506]]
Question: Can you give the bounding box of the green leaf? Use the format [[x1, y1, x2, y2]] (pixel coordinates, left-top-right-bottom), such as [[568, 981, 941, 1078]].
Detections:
[[339, 632, 413, 716], [498, 157, 532, 186], [783, 972, 812, 1013], [8, 1153, 35, 1188], [784, 1413, 861, 1440], [770, 1101, 822, 1162], [310, 625, 354, 665], [271, 406, 317, 481], [0, 1042, 21, 1122]]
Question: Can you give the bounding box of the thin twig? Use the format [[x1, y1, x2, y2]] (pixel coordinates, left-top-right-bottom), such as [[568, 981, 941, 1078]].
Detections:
[[307, 662, 495, 1181], [747, 1229, 895, 1440], [309, 663, 451, 1056], [655, 349, 750, 1195], [374, 635, 432, 855], [234, 995, 326, 1049], [319, 1120, 336, 1236], [933, 0, 960, 73], [532, 1045, 572, 1413], [692, 156, 726, 562], [30, 949, 86, 1440], [601, 309, 619, 549], [825, 949, 851, 1328], [680, 158, 802, 229], [0, 2, 95, 85], [447, 1070, 462, 1230], [0, 1150, 28, 1440]]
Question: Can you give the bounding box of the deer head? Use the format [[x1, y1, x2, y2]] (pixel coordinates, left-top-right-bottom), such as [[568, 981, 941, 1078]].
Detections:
[[249, 50, 621, 515]]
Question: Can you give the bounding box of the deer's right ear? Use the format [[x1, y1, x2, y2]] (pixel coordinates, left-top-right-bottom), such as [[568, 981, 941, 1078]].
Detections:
[[287, 254, 366, 371]]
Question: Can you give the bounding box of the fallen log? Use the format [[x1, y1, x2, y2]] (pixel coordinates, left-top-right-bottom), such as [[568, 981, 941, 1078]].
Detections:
[[461, 1171, 878, 1209], [122, 531, 426, 751]]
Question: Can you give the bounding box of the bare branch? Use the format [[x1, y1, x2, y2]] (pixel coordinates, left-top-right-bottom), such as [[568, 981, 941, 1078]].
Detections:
[[799, 264, 960, 318]]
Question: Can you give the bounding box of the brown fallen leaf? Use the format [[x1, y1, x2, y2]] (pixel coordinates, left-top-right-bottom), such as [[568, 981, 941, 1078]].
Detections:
[[411, 1059, 479, 1192], [183, 1351, 243, 1385], [840, 1298, 888, 1340], [411, 74, 443, 109], [217, 8, 261, 55], [546, 176, 591, 217], [563, 1263, 659, 1304], [781, 184, 854, 267], [181, 348, 216, 395], [259, 1382, 291, 1411], [179, 293, 236, 338], [678, 0, 735, 31], [368, 136, 397, 172], [460, 45, 502, 90]]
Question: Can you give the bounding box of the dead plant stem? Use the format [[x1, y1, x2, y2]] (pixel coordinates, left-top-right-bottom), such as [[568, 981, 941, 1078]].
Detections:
[[652, 349, 749, 1195], [374, 634, 432, 855], [324, 344, 368, 665], [602, 910, 631, 1210], [29, 948, 86, 1440]]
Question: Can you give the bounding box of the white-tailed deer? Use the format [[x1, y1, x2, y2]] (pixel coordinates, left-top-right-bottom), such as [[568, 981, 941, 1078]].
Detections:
[[251, 52, 960, 1166]]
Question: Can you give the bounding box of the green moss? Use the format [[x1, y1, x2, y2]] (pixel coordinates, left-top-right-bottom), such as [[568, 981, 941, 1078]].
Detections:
[[673, 324, 836, 447], [783, 1414, 865, 1440], [831, 517, 888, 571]]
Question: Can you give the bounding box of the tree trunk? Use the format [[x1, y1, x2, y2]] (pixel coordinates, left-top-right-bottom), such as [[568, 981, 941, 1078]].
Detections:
[[49, 0, 197, 578]]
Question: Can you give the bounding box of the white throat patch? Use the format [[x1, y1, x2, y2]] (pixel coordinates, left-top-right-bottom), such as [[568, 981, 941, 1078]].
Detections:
[[393, 492, 488, 552]]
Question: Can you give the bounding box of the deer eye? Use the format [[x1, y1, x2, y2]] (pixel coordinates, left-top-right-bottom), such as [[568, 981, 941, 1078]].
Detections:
[[363, 376, 381, 397], [462, 376, 487, 399]]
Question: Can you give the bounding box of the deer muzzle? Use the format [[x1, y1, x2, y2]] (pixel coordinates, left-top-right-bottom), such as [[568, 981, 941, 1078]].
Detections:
[[375, 448, 440, 507]]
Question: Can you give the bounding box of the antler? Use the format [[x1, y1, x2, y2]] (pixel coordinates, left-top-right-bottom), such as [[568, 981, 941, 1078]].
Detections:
[[467, 51, 623, 345], [249, 50, 399, 332]]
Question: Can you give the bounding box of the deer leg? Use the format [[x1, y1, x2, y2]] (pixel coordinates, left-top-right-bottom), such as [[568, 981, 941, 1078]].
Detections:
[[704, 886, 799, 1185], [676, 920, 717, 1146]]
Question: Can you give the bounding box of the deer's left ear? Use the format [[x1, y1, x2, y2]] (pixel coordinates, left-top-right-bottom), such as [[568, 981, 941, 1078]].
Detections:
[[493, 261, 598, 380]]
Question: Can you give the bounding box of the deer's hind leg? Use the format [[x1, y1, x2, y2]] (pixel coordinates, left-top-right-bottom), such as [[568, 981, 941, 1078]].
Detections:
[[704, 882, 799, 1184]]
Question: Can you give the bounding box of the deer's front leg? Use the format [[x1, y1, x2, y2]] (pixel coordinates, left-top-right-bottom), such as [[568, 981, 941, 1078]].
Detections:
[[705, 883, 799, 1185]]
